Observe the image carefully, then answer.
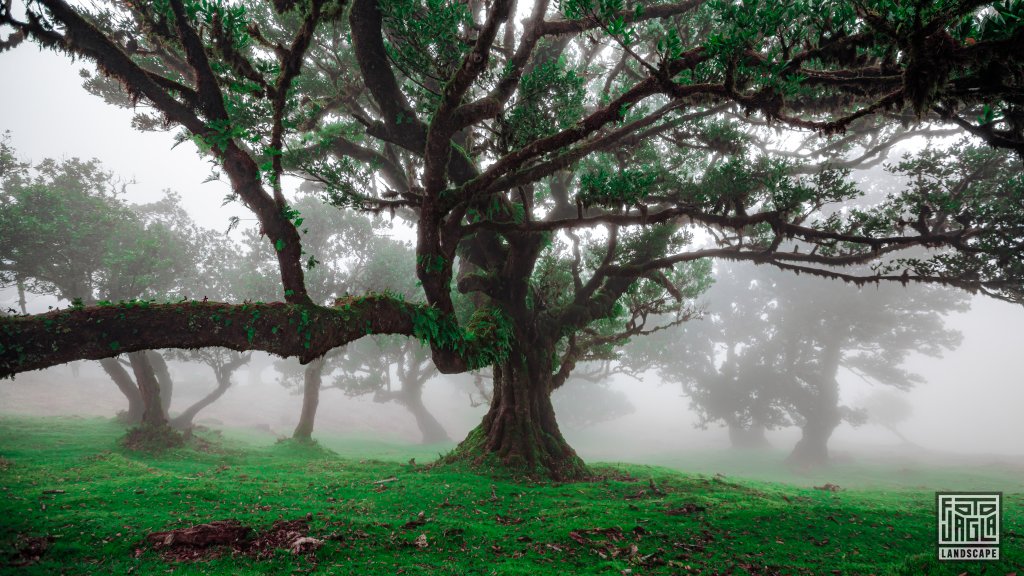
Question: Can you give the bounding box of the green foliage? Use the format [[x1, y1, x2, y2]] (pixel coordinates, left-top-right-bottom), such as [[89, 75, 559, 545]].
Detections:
[[967, 0, 1024, 42], [293, 148, 376, 212], [0, 145, 213, 305], [578, 166, 658, 209], [380, 0, 473, 109], [192, 119, 257, 154], [558, 0, 640, 44], [6, 0, 1024, 483], [502, 57, 586, 150], [408, 305, 512, 370], [627, 261, 967, 437], [417, 253, 447, 275], [812, 142, 1024, 298], [462, 307, 514, 369]]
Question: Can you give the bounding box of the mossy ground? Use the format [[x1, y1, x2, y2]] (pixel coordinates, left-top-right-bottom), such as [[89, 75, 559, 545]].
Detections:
[[1, 416, 1021, 575]]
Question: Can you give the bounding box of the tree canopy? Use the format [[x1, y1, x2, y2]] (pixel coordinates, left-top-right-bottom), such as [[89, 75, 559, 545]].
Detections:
[[2, 0, 1023, 477], [629, 259, 967, 462]]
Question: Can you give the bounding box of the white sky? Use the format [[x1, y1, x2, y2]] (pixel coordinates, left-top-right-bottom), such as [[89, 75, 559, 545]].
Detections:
[[2, 43, 1024, 456], [2, 44, 237, 231]]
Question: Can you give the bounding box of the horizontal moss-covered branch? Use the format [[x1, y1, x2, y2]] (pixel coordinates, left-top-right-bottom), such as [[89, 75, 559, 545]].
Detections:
[[0, 296, 508, 378]]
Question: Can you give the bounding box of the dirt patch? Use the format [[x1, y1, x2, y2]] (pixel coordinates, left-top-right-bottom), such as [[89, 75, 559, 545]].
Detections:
[[6, 535, 53, 567], [144, 518, 321, 562], [148, 520, 253, 548], [145, 520, 253, 562], [664, 503, 706, 516], [251, 519, 320, 558], [122, 425, 185, 452]]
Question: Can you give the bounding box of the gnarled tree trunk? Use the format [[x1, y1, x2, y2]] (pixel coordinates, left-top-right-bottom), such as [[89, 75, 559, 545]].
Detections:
[[787, 334, 843, 467], [171, 374, 231, 430], [171, 353, 249, 430], [448, 346, 586, 480], [404, 392, 450, 444], [147, 351, 174, 416], [377, 386, 450, 444], [99, 358, 144, 424], [788, 412, 841, 466], [128, 351, 168, 427], [293, 356, 325, 441]]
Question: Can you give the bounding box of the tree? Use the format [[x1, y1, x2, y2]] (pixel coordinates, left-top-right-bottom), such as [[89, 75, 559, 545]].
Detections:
[[2, 0, 1023, 478], [0, 138, 255, 434], [270, 214, 453, 443], [243, 193, 399, 441], [551, 364, 637, 431], [468, 362, 639, 432], [0, 140, 207, 428], [280, 335, 451, 443], [358, 339, 449, 444], [165, 348, 253, 430], [624, 263, 790, 449], [858, 389, 917, 447], [636, 260, 966, 464]]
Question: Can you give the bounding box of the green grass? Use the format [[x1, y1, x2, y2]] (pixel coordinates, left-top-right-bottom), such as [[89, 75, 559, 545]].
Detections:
[[1, 416, 1021, 575], [640, 447, 1024, 492]]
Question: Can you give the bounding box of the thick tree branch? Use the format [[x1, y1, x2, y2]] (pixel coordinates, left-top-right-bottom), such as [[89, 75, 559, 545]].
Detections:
[[539, 1, 703, 36], [0, 297, 420, 377]]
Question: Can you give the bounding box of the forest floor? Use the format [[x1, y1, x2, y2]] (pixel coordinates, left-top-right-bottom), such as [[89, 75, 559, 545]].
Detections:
[[0, 416, 1021, 575]]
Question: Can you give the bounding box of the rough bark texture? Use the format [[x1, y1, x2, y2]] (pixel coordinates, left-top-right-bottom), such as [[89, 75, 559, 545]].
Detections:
[[148, 351, 174, 415], [448, 347, 587, 480], [128, 351, 168, 427], [0, 298, 424, 377], [99, 358, 144, 424], [293, 356, 325, 441]]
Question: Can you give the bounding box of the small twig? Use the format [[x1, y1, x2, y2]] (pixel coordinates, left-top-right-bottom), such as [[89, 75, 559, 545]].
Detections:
[[648, 478, 666, 496]]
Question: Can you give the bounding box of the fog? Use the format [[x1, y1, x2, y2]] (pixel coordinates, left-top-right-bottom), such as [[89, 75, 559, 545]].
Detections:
[[3, 42, 1024, 491], [4, 289, 1023, 489]]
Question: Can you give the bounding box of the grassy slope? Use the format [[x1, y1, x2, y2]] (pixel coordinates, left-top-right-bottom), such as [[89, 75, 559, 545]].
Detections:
[[0, 416, 1020, 575]]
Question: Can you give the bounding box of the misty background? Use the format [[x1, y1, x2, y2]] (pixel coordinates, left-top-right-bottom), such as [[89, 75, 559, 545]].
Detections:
[[3, 43, 1024, 484]]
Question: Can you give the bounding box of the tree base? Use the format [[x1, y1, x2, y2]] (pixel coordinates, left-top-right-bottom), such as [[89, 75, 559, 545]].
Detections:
[[786, 439, 830, 468], [441, 425, 590, 481], [787, 421, 838, 468], [115, 409, 143, 426], [122, 424, 185, 452], [274, 437, 336, 456]]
